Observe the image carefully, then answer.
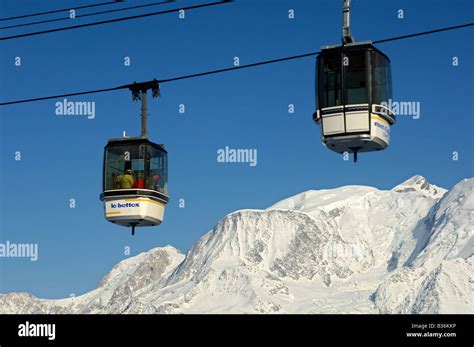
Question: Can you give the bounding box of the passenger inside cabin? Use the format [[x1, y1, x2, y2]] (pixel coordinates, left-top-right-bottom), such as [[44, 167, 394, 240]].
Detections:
[[116, 169, 134, 189], [133, 172, 145, 189], [148, 173, 160, 190]]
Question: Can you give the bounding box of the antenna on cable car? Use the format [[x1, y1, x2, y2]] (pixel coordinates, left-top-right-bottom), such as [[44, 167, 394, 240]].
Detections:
[[100, 79, 169, 236], [313, 0, 396, 163]]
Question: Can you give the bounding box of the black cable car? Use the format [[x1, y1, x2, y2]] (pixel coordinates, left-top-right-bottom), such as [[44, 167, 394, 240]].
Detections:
[[99, 80, 169, 235], [314, 1, 396, 162]]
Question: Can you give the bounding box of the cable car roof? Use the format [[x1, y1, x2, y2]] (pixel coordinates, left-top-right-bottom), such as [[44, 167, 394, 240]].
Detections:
[[105, 137, 166, 151], [319, 41, 391, 62]]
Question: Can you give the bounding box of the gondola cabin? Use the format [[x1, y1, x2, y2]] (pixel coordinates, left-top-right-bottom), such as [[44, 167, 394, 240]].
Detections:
[[100, 137, 169, 234], [314, 42, 396, 160]]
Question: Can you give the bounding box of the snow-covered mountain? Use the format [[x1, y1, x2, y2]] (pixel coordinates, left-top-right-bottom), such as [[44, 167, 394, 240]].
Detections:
[[1, 175, 472, 314], [392, 175, 446, 199]]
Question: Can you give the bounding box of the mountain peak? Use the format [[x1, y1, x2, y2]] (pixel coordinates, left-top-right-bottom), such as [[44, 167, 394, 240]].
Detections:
[[399, 175, 431, 188], [392, 175, 446, 199], [98, 246, 184, 291]]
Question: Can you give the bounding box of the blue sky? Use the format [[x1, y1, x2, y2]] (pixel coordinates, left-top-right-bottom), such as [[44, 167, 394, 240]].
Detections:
[[0, 0, 473, 298]]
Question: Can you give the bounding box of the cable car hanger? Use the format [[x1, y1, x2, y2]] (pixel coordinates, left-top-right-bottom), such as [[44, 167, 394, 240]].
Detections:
[[129, 79, 161, 138], [342, 0, 354, 45]]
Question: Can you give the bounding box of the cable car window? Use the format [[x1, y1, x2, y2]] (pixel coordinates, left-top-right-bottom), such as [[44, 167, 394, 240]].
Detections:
[[149, 147, 168, 195], [104, 142, 168, 193], [104, 149, 123, 191], [371, 52, 392, 105], [104, 144, 140, 190], [345, 51, 368, 104], [319, 54, 342, 108]]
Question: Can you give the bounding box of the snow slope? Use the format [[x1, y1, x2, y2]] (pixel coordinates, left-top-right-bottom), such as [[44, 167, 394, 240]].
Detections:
[[0, 176, 472, 314]]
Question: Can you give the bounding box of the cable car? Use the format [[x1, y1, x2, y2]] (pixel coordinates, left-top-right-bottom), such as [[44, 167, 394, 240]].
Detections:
[[100, 80, 169, 235], [313, 0, 396, 162]]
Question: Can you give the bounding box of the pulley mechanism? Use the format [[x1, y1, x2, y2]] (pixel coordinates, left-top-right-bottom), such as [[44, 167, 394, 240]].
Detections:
[[128, 79, 160, 139]]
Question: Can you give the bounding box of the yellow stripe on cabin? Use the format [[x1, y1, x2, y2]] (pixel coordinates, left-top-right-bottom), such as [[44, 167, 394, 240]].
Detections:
[[371, 115, 389, 125]]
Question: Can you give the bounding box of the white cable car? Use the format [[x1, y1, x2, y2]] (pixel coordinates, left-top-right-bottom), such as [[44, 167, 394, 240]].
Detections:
[[100, 80, 169, 235], [314, 0, 396, 162]]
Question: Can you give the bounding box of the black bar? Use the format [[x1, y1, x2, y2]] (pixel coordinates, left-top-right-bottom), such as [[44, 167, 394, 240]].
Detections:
[[0, 314, 471, 345]]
